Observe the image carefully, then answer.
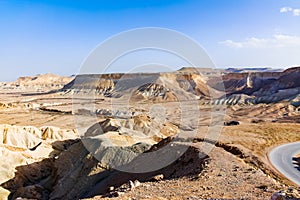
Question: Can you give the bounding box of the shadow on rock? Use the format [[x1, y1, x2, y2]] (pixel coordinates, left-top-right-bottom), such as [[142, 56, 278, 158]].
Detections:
[[1, 138, 208, 200]]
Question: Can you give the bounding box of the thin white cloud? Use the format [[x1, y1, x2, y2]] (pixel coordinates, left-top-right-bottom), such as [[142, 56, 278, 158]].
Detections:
[[293, 9, 300, 16], [220, 34, 300, 49], [280, 6, 300, 16], [280, 7, 292, 13]]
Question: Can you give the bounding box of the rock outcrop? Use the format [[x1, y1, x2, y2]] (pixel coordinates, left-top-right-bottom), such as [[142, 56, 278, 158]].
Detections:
[[0, 125, 77, 199], [0, 125, 77, 149]]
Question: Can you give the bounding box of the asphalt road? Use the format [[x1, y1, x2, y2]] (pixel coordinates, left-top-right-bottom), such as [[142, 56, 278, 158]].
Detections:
[[269, 142, 300, 186]]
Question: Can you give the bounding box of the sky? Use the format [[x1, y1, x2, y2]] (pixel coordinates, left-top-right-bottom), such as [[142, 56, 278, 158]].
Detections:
[[0, 0, 300, 81]]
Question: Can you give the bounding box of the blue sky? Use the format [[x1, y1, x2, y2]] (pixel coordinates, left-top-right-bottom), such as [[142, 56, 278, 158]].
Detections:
[[0, 0, 300, 81]]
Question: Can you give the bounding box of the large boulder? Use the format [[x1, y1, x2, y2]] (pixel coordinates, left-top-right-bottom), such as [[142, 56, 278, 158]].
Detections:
[[271, 189, 300, 200]]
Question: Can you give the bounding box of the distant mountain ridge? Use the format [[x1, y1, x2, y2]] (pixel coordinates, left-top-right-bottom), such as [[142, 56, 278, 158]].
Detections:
[[0, 73, 73, 92], [61, 66, 300, 106], [1, 67, 299, 106]]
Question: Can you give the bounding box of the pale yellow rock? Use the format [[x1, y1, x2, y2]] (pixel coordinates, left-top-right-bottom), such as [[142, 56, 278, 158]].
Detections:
[[40, 126, 77, 140], [0, 187, 10, 200], [0, 147, 27, 184], [0, 124, 77, 192], [0, 125, 41, 149]]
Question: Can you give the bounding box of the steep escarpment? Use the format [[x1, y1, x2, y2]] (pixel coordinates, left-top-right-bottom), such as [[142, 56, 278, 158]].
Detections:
[[209, 71, 282, 96], [61, 72, 216, 102], [208, 67, 300, 105], [252, 67, 300, 102]]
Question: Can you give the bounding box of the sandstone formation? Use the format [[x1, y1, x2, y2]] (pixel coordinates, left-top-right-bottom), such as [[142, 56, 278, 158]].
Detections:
[[0, 125, 77, 199], [0, 125, 76, 149]]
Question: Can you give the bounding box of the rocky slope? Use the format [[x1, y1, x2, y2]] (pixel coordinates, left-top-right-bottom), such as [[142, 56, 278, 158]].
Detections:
[[0, 115, 206, 200], [2, 139, 206, 200]]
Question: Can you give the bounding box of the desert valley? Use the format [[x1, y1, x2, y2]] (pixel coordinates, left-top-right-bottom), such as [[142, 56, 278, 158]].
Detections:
[[0, 67, 299, 200]]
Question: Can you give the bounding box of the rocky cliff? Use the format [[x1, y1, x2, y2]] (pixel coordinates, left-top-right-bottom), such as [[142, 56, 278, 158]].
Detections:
[[207, 67, 300, 105], [0, 115, 207, 200], [60, 72, 217, 102]]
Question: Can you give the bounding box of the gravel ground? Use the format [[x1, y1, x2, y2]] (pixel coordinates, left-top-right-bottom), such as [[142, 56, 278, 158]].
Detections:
[[85, 145, 285, 200]]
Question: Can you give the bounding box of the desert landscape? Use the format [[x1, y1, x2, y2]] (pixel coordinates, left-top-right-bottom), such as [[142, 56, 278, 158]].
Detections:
[[2, 0, 300, 199], [0, 67, 299, 200]]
